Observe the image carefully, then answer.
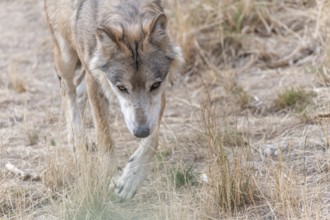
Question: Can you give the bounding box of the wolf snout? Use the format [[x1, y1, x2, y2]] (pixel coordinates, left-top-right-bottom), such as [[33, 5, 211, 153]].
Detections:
[[133, 126, 150, 138]]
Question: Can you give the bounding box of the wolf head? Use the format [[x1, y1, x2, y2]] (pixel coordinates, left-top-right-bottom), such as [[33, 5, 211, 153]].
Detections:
[[90, 11, 183, 138]]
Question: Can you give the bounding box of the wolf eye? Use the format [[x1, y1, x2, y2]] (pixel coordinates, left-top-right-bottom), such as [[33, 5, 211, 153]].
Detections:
[[117, 85, 128, 93], [150, 82, 161, 92]]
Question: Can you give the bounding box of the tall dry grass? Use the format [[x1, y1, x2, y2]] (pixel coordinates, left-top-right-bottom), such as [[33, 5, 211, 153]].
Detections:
[[166, 0, 320, 73], [199, 91, 258, 217]]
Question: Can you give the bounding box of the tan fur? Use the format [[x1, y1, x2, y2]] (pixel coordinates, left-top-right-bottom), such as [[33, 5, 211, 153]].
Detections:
[[44, 0, 183, 199]]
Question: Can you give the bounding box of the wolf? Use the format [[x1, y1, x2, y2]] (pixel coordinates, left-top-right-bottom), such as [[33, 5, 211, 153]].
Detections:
[[44, 0, 183, 200]]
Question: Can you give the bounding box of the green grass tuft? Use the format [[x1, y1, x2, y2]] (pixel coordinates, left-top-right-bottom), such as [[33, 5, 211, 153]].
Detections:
[[274, 88, 314, 113], [172, 165, 199, 188]]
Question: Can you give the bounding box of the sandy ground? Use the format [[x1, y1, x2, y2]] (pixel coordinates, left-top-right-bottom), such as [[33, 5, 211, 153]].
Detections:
[[1, 0, 330, 219]]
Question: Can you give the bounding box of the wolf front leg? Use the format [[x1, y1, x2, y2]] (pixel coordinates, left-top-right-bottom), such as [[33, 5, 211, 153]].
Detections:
[[114, 94, 166, 200], [86, 73, 116, 178], [115, 127, 159, 200]]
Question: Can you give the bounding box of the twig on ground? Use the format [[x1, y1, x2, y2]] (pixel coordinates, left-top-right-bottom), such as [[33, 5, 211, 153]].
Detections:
[[5, 162, 41, 181]]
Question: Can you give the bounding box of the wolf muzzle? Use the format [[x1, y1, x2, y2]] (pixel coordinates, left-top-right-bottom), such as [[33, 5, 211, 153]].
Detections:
[[133, 126, 150, 138]]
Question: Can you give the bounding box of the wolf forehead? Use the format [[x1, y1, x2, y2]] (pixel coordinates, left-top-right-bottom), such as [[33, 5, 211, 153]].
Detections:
[[101, 49, 171, 89], [99, 50, 171, 91], [96, 2, 173, 89], [98, 0, 166, 48]]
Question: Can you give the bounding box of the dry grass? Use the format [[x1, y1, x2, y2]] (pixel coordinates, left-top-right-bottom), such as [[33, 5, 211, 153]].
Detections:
[[1, 0, 330, 219], [27, 131, 39, 146], [166, 0, 320, 73], [7, 60, 27, 93], [41, 140, 120, 219], [202, 108, 258, 217]]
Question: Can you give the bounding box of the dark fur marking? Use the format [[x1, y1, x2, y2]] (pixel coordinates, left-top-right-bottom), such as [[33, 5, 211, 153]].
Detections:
[[131, 190, 137, 198], [128, 157, 135, 163], [57, 74, 61, 82], [101, 63, 110, 72], [117, 166, 123, 172], [108, 73, 122, 85], [118, 185, 124, 194], [128, 41, 139, 71], [135, 41, 139, 70]]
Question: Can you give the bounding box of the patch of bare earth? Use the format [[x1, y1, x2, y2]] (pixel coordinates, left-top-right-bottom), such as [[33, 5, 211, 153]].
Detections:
[[1, 0, 330, 219]]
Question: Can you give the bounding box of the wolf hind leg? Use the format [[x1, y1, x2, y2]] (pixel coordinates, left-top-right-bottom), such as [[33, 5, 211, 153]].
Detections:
[[53, 34, 83, 146], [75, 68, 88, 120]]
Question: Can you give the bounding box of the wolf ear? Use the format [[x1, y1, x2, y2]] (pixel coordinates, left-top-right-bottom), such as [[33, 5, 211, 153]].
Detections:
[[96, 25, 123, 49], [149, 13, 168, 45]]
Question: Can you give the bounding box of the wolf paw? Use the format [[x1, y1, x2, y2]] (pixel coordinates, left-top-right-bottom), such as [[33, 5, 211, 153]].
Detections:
[[113, 166, 145, 200]]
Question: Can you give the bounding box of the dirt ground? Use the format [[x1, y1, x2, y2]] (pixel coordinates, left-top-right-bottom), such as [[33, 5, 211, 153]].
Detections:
[[1, 0, 330, 219]]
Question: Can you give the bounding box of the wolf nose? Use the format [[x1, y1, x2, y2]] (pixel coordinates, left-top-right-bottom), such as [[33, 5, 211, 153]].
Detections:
[[133, 126, 150, 138]]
